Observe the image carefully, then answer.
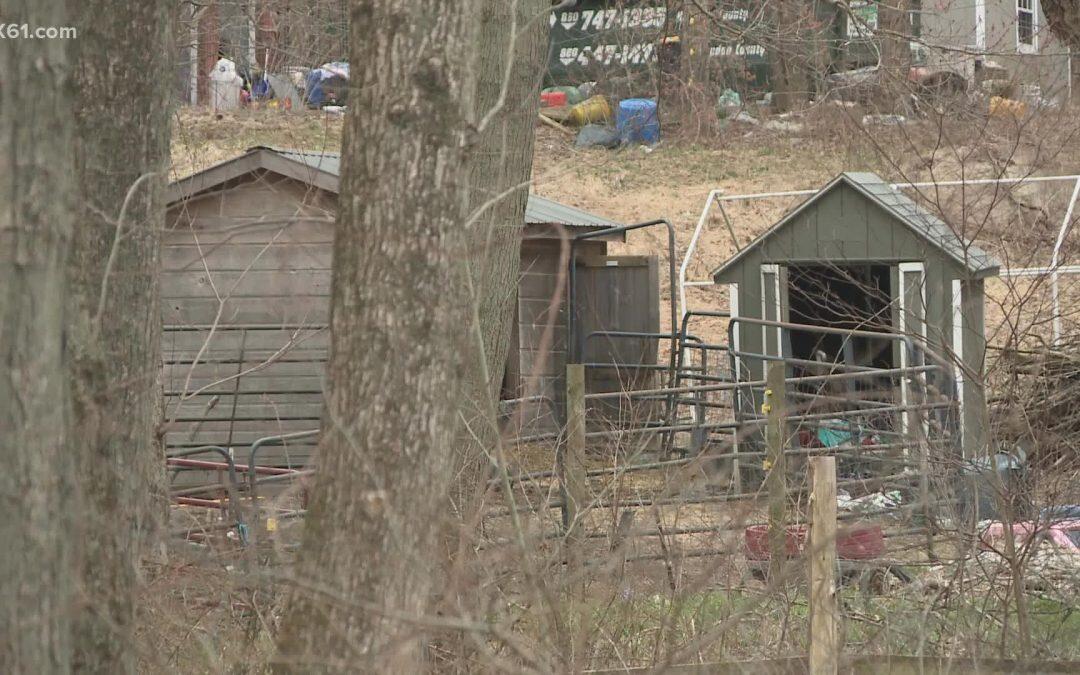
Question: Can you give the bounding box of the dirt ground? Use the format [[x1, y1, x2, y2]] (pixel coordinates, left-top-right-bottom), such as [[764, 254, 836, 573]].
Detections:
[[172, 102, 1080, 350]]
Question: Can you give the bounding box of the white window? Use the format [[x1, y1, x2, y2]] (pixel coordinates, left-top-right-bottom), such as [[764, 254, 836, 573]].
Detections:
[[1017, 0, 1038, 53]]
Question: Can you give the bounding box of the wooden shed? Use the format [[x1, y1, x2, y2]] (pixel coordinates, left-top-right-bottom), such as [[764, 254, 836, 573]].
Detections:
[[163, 147, 658, 465], [712, 172, 1000, 457]]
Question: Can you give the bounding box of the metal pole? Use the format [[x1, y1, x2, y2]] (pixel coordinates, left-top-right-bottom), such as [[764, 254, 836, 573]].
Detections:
[[680, 189, 721, 319], [1051, 178, 1080, 344]]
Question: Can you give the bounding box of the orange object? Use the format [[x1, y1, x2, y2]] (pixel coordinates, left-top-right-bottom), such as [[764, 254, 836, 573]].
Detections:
[[990, 96, 1026, 119]]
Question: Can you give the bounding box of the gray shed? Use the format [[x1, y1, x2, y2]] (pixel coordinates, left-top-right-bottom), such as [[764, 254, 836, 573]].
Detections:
[[163, 147, 658, 465], [712, 172, 1000, 457]]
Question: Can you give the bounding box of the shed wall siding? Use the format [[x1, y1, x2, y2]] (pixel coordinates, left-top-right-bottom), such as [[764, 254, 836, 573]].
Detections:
[[163, 176, 335, 466], [515, 240, 608, 432], [164, 177, 626, 460]]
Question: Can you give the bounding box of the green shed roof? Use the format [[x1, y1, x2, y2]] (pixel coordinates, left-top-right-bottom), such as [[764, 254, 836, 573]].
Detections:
[[168, 146, 621, 230], [711, 172, 1001, 279]]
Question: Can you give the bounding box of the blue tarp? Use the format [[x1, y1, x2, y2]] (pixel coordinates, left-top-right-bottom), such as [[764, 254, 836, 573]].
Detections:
[[304, 62, 349, 107]]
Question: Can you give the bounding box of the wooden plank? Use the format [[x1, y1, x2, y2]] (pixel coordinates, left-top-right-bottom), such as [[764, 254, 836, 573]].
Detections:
[[162, 269, 331, 298], [518, 271, 559, 301], [765, 362, 787, 582], [515, 324, 567, 352], [161, 269, 332, 300], [808, 456, 839, 675], [164, 219, 334, 245], [162, 241, 333, 273], [162, 296, 329, 324], [519, 297, 567, 327]]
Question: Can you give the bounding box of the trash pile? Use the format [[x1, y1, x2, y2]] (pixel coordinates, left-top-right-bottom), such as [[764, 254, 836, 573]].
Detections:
[[205, 57, 346, 112], [539, 82, 661, 149]]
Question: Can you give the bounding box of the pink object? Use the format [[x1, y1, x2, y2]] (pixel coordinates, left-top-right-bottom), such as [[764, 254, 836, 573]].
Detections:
[[980, 519, 1080, 554]]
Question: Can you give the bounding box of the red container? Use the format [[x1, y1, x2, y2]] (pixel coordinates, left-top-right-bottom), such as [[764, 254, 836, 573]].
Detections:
[[541, 91, 568, 108], [744, 524, 807, 560], [836, 524, 885, 560], [744, 523, 885, 561]]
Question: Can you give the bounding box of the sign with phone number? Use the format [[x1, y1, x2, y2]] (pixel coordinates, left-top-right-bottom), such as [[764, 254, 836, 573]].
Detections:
[[546, 1, 767, 85]]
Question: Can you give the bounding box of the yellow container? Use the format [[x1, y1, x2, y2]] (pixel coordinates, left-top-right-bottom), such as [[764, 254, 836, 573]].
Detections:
[[568, 95, 612, 126]]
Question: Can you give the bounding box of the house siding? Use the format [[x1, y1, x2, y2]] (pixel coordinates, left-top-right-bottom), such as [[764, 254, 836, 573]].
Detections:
[[921, 0, 1071, 99]]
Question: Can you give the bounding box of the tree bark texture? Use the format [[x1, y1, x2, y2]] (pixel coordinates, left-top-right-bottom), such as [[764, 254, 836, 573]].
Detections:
[[453, 0, 552, 512], [66, 1, 172, 671], [0, 1, 77, 670], [1044, 0, 1080, 52], [275, 1, 479, 671], [768, 0, 808, 113], [878, 0, 912, 106]]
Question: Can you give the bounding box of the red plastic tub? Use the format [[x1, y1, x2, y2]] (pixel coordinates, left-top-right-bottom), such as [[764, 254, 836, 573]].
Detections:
[[745, 524, 807, 560], [837, 524, 885, 559], [744, 523, 884, 560]]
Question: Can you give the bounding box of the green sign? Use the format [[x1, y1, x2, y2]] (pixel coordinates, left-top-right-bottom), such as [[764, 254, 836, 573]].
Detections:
[[546, 1, 768, 87]]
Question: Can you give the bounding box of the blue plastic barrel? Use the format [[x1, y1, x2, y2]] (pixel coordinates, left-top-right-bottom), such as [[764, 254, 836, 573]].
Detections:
[[616, 98, 660, 145]]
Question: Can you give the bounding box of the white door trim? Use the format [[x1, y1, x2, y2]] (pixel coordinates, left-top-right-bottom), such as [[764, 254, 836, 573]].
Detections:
[[729, 283, 741, 486], [951, 279, 966, 448], [760, 264, 783, 357], [898, 262, 927, 441]]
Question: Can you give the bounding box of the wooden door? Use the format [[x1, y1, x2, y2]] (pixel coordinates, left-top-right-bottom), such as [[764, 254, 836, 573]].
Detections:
[[574, 254, 660, 423]]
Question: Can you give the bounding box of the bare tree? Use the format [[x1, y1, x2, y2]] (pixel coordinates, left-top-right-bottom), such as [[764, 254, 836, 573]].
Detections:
[[0, 1, 77, 670], [454, 0, 552, 510], [66, 1, 173, 670], [274, 0, 479, 670], [1043, 0, 1080, 50]]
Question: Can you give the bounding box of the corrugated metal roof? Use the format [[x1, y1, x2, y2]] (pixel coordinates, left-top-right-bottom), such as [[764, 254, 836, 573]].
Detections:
[[256, 146, 620, 228], [712, 171, 1001, 279]]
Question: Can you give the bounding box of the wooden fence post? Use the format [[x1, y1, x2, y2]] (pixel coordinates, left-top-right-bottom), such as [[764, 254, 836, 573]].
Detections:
[[562, 364, 588, 538], [561, 364, 589, 669], [765, 362, 788, 582], [809, 456, 839, 675]]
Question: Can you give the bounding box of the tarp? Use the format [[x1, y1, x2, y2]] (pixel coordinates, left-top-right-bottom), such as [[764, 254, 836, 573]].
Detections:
[[304, 62, 349, 107]]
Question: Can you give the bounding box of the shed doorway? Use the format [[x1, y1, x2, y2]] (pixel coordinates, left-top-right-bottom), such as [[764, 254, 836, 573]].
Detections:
[[786, 263, 895, 376]]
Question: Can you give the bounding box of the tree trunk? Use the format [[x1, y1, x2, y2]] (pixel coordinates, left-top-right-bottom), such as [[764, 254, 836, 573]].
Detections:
[[275, 0, 478, 671], [453, 0, 551, 515], [66, 1, 172, 671], [878, 0, 912, 107], [769, 0, 807, 113], [1044, 0, 1080, 52], [675, 0, 718, 136], [0, 1, 77, 671]]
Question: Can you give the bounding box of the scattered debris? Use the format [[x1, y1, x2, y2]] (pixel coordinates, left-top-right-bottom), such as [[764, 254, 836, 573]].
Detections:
[[717, 88, 742, 111], [763, 119, 804, 133], [989, 96, 1027, 119], [538, 112, 574, 136], [732, 110, 760, 125], [568, 95, 613, 126], [616, 98, 660, 145], [837, 490, 903, 515], [862, 114, 907, 126], [574, 124, 620, 149]]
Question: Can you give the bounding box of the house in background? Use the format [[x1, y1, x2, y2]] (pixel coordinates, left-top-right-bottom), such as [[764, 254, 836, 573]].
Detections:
[[920, 0, 1073, 100], [163, 147, 658, 468]]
